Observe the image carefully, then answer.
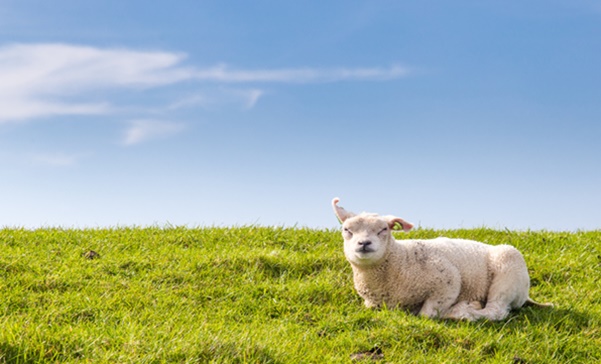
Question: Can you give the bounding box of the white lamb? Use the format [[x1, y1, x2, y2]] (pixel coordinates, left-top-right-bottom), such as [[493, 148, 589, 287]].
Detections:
[[332, 198, 551, 321]]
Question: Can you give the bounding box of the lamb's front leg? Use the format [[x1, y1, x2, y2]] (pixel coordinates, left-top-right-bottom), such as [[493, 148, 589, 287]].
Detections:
[[443, 301, 483, 321], [418, 266, 461, 318], [419, 294, 458, 318]]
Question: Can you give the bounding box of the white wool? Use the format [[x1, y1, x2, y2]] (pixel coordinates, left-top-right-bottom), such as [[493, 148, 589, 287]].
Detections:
[[332, 198, 550, 321]]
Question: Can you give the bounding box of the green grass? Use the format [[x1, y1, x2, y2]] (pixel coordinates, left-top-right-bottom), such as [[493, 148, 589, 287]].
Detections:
[[0, 227, 599, 363]]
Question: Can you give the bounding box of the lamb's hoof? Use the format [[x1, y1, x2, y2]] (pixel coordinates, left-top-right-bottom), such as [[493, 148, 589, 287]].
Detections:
[[468, 301, 484, 310], [444, 302, 477, 321], [447, 313, 474, 321]]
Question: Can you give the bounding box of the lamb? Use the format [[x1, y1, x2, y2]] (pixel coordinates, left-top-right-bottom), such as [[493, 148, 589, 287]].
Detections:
[[332, 198, 551, 321]]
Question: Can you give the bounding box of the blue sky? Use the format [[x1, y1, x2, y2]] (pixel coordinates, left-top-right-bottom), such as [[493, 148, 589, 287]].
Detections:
[[1, 1, 600, 231]]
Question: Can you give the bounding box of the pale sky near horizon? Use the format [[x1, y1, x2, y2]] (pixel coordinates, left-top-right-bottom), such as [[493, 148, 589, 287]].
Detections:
[[1, 1, 600, 231]]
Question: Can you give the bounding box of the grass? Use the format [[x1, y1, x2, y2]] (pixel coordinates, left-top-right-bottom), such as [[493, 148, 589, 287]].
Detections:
[[0, 226, 599, 363]]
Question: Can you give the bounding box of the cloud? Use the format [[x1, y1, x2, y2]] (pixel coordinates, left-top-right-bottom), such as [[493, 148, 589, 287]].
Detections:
[[31, 152, 83, 167], [1, 99, 111, 122], [192, 63, 408, 83], [167, 94, 212, 110], [0, 42, 409, 124], [168, 88, 265, 111], [122, 119, 186, 146], [0, 43, 191, 123], [241, 88, 264, 109]]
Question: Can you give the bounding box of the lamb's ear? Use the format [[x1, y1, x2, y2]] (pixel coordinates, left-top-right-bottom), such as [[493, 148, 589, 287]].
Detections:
[[385, 216, 414, 232], [332, 197, 355, 224]]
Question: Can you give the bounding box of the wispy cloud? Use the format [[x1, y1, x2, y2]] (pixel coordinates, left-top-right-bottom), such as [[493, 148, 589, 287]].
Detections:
[[168, 88, 265, 111], [0, 43, 192, 123], [167, 94, 212, 111], [31, 152, 83, 167], [239, 88, 264, 109], [0, 43, 409, 124], [122, 119, 186, 146], [192, 63, 408, 83]]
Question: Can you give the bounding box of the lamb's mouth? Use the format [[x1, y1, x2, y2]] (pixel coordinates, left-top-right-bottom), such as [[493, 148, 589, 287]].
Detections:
[[356, 246, 375, 254]]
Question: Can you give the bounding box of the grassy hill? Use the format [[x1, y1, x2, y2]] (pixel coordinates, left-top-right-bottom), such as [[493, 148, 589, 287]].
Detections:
[[0, 227, 599, 363]]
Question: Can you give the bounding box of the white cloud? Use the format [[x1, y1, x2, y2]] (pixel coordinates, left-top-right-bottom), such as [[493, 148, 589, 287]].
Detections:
[[0, 43, 191, 123], [192, 63, 408, 83], [0, 98, 110, 121], [0, 42, 409, 124], [241, 88, 264, 109], [122, 119, 185, 146], [167, 94, 212, 110], [31, 152, 83, 167], [168, 88, 265, 111]]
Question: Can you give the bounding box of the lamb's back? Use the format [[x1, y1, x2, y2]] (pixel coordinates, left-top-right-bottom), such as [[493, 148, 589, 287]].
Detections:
[[401, 237, 493, 300]]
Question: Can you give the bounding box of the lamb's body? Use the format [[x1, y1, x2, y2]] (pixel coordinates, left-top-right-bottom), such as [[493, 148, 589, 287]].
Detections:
[[351, 237, 531, 320], [332, 198, 550, 321]]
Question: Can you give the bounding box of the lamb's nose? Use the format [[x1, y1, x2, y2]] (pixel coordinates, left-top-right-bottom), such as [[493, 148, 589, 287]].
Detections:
[[358, 240, 372, 247]]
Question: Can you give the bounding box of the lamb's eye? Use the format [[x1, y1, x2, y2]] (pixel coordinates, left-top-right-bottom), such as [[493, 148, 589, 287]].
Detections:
[[343, 228, 353, 236], [378, 227, 388, 235]]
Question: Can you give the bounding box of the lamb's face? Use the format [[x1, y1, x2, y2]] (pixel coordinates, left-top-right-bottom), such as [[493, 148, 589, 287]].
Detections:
[[341, 213, 393, 267], [332, 198, 413, 266]]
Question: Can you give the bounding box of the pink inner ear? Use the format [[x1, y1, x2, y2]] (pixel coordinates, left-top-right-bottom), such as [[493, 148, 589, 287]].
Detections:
[[401, 220, 414, 231], [390, 217, 413, 232]]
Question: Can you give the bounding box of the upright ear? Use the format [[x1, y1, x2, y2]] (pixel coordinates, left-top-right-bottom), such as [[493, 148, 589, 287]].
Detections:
[[385, 215, 414, 232], [332, 197, 355, 224]]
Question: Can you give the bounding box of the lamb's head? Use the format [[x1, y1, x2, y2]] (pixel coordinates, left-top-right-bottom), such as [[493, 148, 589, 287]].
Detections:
[[332, 198, 413, 267]]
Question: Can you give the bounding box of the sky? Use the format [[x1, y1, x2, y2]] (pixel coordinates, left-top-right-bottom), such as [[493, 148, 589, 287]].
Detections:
[[1, 1, 600, 231]]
